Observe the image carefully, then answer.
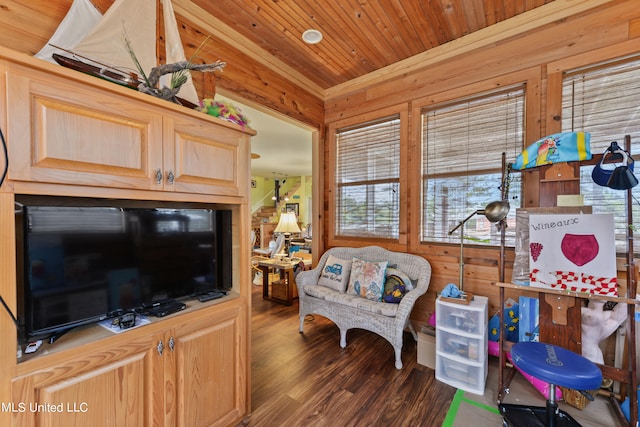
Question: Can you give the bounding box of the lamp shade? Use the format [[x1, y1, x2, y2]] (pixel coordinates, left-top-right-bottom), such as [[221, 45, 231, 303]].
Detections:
[[274, 212, 301, 234], [482, 200, 510, 223], [607, 165, 639, 190]]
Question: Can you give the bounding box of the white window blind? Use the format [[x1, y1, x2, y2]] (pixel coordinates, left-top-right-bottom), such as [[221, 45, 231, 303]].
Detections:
[[335, 116, 400, 239], [421, 87, 524, 245], [562, 56, 640, 252]]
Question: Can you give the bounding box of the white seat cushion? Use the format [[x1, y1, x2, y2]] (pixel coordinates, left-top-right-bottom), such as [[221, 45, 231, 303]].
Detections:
[[303, 284, 398, 317]]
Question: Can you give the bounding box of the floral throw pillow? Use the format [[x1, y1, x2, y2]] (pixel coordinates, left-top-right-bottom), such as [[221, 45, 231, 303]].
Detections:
[[318, 255, 352, 292], [347, 258, 388, 301]]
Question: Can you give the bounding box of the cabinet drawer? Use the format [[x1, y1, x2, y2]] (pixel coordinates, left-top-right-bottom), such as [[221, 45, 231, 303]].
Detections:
[[435, 353, 487, 395], [436, 296, 487, 335], [437, 329, 486, 363]]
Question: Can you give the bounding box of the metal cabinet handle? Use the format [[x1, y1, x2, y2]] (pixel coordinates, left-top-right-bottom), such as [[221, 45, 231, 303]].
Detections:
[[157, 340, 164, 356], [168, 336, 175, 351], [155, 168, 163, 185], [167, 169, 175, 185]]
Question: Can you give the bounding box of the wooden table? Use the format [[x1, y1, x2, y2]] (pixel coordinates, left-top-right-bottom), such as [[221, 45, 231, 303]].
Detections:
[[258, 258, 299, 305]]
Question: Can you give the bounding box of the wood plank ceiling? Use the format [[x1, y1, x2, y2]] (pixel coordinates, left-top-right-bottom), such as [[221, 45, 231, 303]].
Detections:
[[189, 0, 557, 90]]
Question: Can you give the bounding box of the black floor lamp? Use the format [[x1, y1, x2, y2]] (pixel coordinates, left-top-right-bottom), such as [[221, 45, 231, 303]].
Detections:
[[595, 136, 638, 425]]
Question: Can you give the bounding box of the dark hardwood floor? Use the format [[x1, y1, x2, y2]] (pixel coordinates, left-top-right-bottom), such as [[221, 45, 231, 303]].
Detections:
[[239, 284, 457, 426]]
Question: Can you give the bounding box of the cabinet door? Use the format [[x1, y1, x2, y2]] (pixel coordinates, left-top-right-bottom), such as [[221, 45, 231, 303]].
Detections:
[[10, 333, 163, 427], [172, 305, 247, 427], [6, 64, 164, 190], [164, 114, 249, 196]]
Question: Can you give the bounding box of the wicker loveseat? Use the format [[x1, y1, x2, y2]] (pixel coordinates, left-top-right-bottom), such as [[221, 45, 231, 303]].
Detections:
[[296, 246, 432, 369]]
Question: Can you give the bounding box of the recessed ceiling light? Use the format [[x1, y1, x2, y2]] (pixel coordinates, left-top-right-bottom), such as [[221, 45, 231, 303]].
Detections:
[[302, 29, 323, 44]]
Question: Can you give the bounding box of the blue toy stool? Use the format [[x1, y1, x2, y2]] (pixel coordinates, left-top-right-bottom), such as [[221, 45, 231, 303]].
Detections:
[[499, 342, 602, 427]]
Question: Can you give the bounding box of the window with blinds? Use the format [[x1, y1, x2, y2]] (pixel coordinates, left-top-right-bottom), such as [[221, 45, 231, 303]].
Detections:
[[562, 56, 640, 253], [421, 87, 524, 245], [335, 116, 400, 239]]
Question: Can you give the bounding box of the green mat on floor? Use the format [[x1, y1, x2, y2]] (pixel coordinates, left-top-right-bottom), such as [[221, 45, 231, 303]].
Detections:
[[442, 388, 500, 427]]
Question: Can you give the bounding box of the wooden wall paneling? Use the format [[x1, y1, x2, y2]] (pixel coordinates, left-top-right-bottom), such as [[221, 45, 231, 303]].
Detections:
[[397, 105, 410, 246], [324, 120, 338, 250], [525, 69, 543, 147], [322, 121, 331, 257], [0, 0, 114, 56], [408, 100, 424, 252], [172, 0, 325, 128], [522, 169, 541, 208], [0, 1, 70, 55], [197, 47, 323, 127], [547, 38, 640, 77], [545, 69, 563, 135], [631, 17, 640, 38], [173, 13, 325, 130], [324, 2, 639, 123], [323, 0, 619, 100], [310, 129, 324, 262], [327, 58, 543, 124], [409, 242, 516, 325], [516, 69, 546, 208]]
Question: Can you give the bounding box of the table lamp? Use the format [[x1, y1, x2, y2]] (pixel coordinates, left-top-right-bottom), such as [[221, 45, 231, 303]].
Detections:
[[274, 211, 301, 255]]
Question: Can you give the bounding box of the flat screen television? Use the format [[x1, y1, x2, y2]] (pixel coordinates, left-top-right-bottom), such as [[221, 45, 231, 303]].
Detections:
[[18, 200, 233, 339]]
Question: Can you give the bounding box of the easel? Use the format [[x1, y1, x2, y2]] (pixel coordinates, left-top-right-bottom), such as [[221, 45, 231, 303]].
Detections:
[[495, 135, 638, 426]]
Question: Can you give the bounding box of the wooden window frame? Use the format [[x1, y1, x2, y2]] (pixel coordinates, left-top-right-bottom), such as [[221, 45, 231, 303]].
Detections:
[[327, 104, 409, 247]]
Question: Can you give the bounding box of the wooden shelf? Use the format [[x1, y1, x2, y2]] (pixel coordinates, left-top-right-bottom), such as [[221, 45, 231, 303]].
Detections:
[[493, 281, 640, 305]]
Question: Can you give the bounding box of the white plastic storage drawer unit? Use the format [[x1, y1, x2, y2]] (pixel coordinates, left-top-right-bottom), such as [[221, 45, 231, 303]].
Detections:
[[435, 295, 488, 395]]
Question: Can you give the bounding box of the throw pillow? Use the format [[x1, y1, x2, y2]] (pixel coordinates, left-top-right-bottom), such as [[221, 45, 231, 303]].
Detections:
[[347, 258, 388, 301], [318, 255, 352, 292], [385, 267, 414, 291], [383, 275, 406, 303]]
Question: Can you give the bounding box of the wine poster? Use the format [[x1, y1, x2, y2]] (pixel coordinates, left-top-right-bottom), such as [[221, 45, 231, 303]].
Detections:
[[528, 213, 617, 296]]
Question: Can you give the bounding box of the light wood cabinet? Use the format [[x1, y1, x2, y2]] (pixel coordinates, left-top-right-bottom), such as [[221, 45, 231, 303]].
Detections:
[[165, 114, 247, 196], [173, 305, 247, 427], [11, 332, 162, 427], [0, 47, 253, 427], [10, 304, 245, 427], [6, 63, 247, 197]]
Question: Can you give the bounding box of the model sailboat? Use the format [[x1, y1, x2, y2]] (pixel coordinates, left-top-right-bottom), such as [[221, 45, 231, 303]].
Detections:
[[35, 0, 223, 106]]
